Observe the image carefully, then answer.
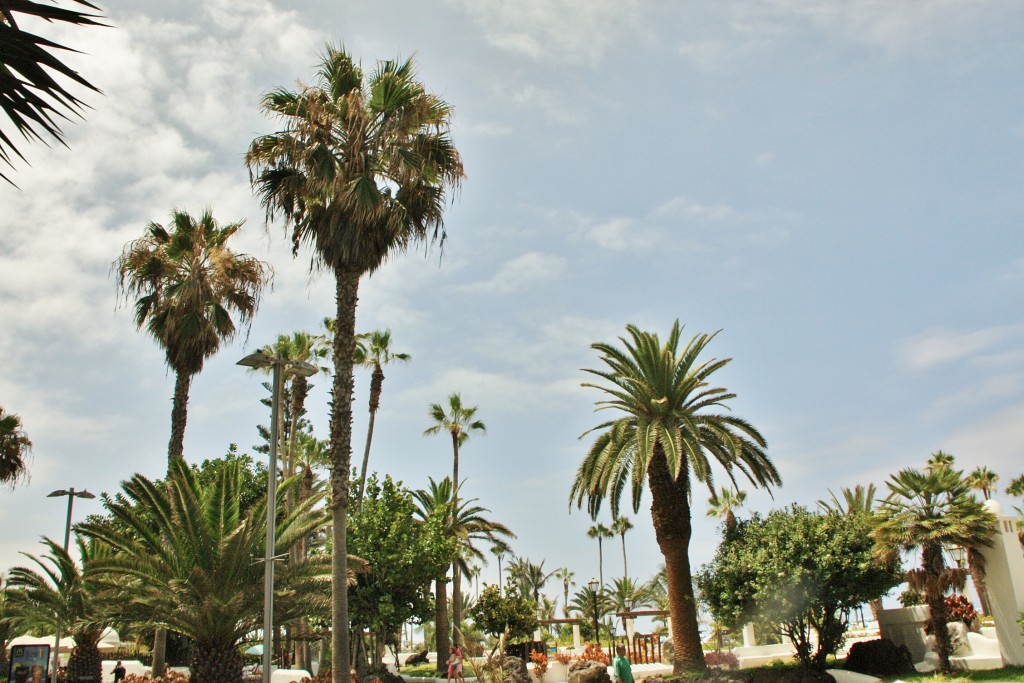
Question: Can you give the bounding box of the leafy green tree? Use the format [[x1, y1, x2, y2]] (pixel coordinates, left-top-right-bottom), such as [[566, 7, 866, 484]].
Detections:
[[469, 583, 538, 651], [587, 523, 612, 587], [571, 322, 780, 673], [0, 404, 31, 487], [871, 465, 996, 672], [424, 394, 486, 646], [5, 537, 109, 682], [698, 505, 901, 671], [355, 330, 410, 510], [78, 458, 331, 683], [0, 0, 105, 183], [706, 487, 746, 532], [247, 47, 464, 680], [349, 475, 454, 670], [611, 516, 633, 580]]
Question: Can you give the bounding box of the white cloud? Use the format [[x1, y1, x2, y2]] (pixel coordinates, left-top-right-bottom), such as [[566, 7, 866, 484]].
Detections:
[[470, 252, 567, 292], [943, 402, 1024, 474], [899, 324, 1024, 371]]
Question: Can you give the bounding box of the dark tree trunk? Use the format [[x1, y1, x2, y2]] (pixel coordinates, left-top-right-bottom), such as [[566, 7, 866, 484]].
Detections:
[[924, 544, 953, 672], [168, 370, 191, 462], [647, 447, 706, 674], [450, 431, 463, 647], [67, 637, 102, 683], [356, 364, 384, 511], [191, 639, 244, 683], [330, 270, 360, 683], [435, 575, 451, 675]]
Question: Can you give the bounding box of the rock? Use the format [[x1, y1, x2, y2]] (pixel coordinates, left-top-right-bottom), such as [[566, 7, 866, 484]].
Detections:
[[947, 622, 971, 656], [844, 639, 915, 677], [662, 641, 674, 665], [405, 651, 429, 666], [568, 660, 611, 683], [502, 656, 531, 683]]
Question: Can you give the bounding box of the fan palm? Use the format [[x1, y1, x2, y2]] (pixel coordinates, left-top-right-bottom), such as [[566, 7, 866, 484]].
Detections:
[[0, 405, 31, 486], [115, 208, 270, 464], [587, 523, 613, 588], [424, 393, 486, 646], [871, 465, 996, 672], [571, 322, 780, 673], [966, 466, 999, 501], [706, 487, 746, 532], [247, 48, 463, 678], [611, 516, 633, 580], [77, 458, 334, 683], [5, 537, 109, 683], [553, 567, 575, 618], [413, 477, 513, 665], [355, 329, 410, 510], [0, 0, 104, 183]]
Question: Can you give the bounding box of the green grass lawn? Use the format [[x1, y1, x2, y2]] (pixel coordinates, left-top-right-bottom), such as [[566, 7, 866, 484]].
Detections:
[[876, 666, 1024, 683]]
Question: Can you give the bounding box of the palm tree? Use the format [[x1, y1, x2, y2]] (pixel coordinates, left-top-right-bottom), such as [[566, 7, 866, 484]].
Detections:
[[247, 49, 464, 678], [0, 405, 31, 486], [507, 557, 553, 607], [871, 465, 996, 672], [355, 329, 410, 510], [611, 516, 634, 580], [571, 322, 780, 673], [569, 585, 613, 643], [424, 393, 486, 646], [587, 523, 613, 588], [491, 546, 507, 595], [5, 537, 109, 682], [966, 466, 999, 501], [78, 458, 335, 683], [115, 208, 270, 464], [553, 567, 575, 617], [706, 487, 746, 532], [413, 477, 512, 667], [606, 577, 651, 636], [817, 483, 877, 515], [926, 450, 956, 471], [0, 0, 104, 183]]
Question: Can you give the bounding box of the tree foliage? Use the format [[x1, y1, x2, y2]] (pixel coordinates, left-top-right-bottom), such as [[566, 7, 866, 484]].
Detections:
[[698, 505, 902, 671], [469, 583, 537, 644]]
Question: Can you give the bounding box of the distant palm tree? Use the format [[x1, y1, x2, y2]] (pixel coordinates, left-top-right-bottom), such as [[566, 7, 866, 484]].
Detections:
[[817, 483, 877, 515], [355, 329, 410, 510], [424, 393, 486, 646], [871, 465, 995, 672], [553, 567, 576, 617], [569, 585, 613, 643], [115, 208, 270, 465], [0, 405, 31, 486], [491, 545, 507, 595], [926, 450, 956, 471], [966, 466, 999, 501], [508, 557, 553, 607], [571, 322, 780, 673], [611, 516, 634, 579], [587, 523, 613, 588], [0, 0, 105, 183], [606, 576, 652, 635], [706, 487, 746, 531]]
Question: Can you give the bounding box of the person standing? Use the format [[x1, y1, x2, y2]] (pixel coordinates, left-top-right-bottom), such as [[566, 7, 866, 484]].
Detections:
[[613, 646, 634, 683], [113, 661, 127, 682]]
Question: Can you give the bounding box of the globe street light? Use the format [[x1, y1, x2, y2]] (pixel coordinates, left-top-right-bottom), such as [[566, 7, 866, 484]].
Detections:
[[238, 350, 317, 683], [588, 577, 600, 647], [47, 488, 95, 683]]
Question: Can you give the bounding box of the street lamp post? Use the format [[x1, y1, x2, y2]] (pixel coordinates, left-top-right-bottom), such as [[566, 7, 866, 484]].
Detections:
[[47, 488, 95, 683], [238, 350, 317, 683], [588, 578, 600, 647]]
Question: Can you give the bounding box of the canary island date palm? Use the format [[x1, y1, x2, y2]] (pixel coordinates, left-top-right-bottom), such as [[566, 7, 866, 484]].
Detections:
[[247, 47, 463, 678], [355, 329, 410, 511], [5, 537, 109, 683], [0, 0, 105, 183], [0, 404, 31, 487], [571, 322, 780, 673], [871, 465, 996, 672], [77, 457, 335, 683], [115, 208, 270, 464], [424, 393, 485, 646]]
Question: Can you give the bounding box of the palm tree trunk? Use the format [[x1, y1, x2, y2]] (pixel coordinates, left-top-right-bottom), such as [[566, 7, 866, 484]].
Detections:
[[330, 269, 360, 683], [924, 544, 953, 672], [647, 448, 705, 674], [288, 376, 309, 670], [356, 365, 384, 512], [451, 432, 463, 646], [168, 369, 191, 462], [435, 575, 451, 675], [598, 538, 604, 588], [620, 534, 628, 580], [191, 639, 244, 683], [152, 628, 168, 679]]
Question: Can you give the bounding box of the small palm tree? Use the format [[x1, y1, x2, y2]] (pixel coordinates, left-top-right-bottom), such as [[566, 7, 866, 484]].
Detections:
[[606, 576, 651, 635], [355, 329, 410, 510], [553, 567, 576, 617], [706, 487, 746, 531], [569, 584, 613, 643], [571, 322, 780, 673], [0, 405, 31, 486], [817, 483, 877, 515], [507, 557, 553, 607], [871, 465, 996, 672], [966, 466, 999, 501], [587, 523, 613, 588], [611, 516, 634, 580]]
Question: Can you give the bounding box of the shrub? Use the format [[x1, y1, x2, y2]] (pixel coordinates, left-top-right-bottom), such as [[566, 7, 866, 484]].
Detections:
[[945, 595, 978, 627], [579, 643, 609, 666], [898, 590, 924, 607], [704, 651, 739, 670], [552, 652, 573, 665], [530, 651, 548, 681], [844, 638, 915, 677]]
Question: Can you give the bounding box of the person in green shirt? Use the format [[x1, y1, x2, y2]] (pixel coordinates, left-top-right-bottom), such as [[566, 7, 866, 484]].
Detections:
[[613, 646, 634, 683]]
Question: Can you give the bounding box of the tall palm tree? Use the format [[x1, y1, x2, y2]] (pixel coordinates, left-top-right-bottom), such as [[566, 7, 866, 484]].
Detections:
[[0, 0, 104, 183], [966, 466, 999, 501], [553, 567, 575, 618], [571, 322, 780, 673], [424, 393, 485, 646], [355, 329, 410, 510], [115, 208, 270, 464], [0, 404, 31, 486], [413, 477, 513, 670], [78, 458, 334, 683], [491, 546, 507, 595], [706, 487, 746, 532], [5, 537, 109, 683], [587, 523, 613, 588], [871, 465, 996, 672], [611, 516, 634, 580], [247, 48, 464, 678]]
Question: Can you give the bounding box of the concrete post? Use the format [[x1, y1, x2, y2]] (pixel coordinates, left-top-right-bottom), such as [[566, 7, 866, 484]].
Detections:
[[977, 500, 1024, 665], [742, 623, 756, 648], [625, 618, 635, 641], [572, 624, 581, 650]]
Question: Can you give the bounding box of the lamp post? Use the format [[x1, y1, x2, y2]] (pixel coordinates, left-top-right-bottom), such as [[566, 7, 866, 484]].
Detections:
[[588, 578, 600, 647], [238, 350, 317, 683], [47, 488, 95, 683]]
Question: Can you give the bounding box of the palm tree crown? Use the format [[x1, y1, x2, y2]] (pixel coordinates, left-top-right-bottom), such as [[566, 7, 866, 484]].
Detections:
[[571, 321, 779, 673], [0, 405, 31, 486], [706, 487, 747, 531]]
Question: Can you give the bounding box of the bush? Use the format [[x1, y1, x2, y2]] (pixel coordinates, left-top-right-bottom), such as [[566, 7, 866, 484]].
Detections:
[[705, 651, 740, 670]]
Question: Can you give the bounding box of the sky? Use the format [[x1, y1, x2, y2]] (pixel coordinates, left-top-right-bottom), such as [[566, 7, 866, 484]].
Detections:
[[2, 0, 1024, 624]]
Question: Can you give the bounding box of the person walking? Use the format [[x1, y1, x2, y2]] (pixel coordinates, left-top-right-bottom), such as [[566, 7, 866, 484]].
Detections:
[[613, 646, 634, 683], [113, 661, 127, 682], [446, 645, 463, 683]]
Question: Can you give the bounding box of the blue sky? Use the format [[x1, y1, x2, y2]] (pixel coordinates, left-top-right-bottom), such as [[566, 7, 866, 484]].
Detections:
[[2, 0, 1024, 618]]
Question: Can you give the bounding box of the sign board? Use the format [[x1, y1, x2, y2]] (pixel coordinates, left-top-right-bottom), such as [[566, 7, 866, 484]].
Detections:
[[8, 644, 51, 683]]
